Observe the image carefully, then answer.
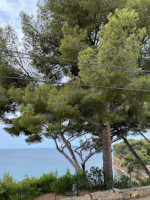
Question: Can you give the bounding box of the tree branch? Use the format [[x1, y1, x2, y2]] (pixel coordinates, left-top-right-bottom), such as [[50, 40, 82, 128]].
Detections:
[[79, 116, 101, 129], [53, 137, 78, 171], [112, 99, 128, 114], [139, 132, 150, 143]]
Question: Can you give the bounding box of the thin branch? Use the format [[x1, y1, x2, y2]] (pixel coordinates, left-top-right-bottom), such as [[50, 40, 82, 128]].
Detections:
[[79, 116, 101, 129], [139, 132, 150, 143], [53, 137, 78, 170], [112, 99, 128, 114], [60, 134, 81, 171], [16, 50, 32, 78]]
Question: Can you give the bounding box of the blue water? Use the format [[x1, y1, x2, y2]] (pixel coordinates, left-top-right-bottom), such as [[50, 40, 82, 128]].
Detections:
[[0, 148, 103, 181], [2, 136, 144, 181]]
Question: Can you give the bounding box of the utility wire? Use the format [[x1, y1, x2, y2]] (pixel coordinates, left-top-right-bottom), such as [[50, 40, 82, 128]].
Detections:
[[0, 48, 150, 74], [0, 75, 150, 93], [1, 53, 139, 75]]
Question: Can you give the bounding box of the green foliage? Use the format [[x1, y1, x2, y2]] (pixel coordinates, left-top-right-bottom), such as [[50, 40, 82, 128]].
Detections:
[[1, 0, 150, 187], [114, 175, 139, 189], [140, 176, 150, 186], [0, 173, 19, 200], [37, 172, 57, 193], [53, 170, 75, 193], [1, 168, 147, 200], [1, 168, 149, 199], [113, 139, 150, 170], [59, 25, 88, 62], [86, 167, 104, 189], [0, 167, 103, 199]]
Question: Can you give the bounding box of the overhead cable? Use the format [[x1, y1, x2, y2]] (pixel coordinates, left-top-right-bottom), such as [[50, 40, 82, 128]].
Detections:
[[0, 48, 150, 74], [0, 75, 150, 93]]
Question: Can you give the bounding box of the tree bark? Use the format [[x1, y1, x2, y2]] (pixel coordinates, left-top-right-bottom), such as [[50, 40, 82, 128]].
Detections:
[[101, 102, 113, 188], [82, 163, 85, 171], [60, 134, 82, 171], [139, 132, 150, 143], [122, 136, 150, 176], [53, 138, 82, 172]]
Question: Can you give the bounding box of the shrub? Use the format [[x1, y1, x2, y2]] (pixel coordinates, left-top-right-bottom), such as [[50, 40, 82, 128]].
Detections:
[[87, 167, 104, 189], [139, 176, 150, 186], [19, 176, 41, 200], [52, 169, 75, 194], [0, 167, 146, 199], [37, 172, 56, 193], [0, 173, 19, 200], [114, 175, 139, 189]]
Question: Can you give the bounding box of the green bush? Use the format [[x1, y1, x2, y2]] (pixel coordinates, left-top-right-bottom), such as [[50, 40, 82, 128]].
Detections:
[[37, 172, 56, 193], [114, 175, 139, 189], [87, 167, 104, 189], [0, 173, 19, 200], [53, 170, 75, 194], [19, 176, 41, 200], [139, 176, 150, 186], [77, 170, 90, 190], [0, 168, 147, 199]]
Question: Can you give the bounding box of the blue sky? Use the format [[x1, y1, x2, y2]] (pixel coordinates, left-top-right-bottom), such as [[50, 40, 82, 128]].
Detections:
[[0, 0, 37, 40], [0, 0, 52, 149], [0, 124, 55, 149]]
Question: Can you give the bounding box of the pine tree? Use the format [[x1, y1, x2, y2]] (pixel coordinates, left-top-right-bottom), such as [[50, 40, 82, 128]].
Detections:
[[0, 0, 150, 188]]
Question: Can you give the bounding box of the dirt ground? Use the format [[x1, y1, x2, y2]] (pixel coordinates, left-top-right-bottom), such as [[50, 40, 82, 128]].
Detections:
[[34, 193, 150, 200], [34, 193, 71, 200], [133, 194, 150, 200], [34, 190, 93, 200]]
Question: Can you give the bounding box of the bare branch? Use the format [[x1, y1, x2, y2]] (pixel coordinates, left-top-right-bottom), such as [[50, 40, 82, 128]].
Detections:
[[82, 136, 121, 166], [16, 50, 32, 78], [60, 134, 81, 171], [53, 137, 78, 171]]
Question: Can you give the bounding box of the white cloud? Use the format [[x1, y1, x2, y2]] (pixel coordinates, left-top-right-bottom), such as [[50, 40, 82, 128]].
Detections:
[[0, 0, 38, 40]]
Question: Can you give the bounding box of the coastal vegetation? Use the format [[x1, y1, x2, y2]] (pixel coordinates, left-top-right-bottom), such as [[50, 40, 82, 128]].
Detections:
[[113, 139, 150, 178], [0, 167, 147, 200], [0, 0, 150, 188]]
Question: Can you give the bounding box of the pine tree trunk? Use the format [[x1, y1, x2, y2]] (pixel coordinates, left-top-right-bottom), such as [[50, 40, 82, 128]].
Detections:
[[101, 102, 113, 188], [82, 163, 85, 171], [122, 136, 150, 176]]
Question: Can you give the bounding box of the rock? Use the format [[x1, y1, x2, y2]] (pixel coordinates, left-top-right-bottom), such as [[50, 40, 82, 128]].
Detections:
[[112, 188, 122, 193], [91, 192, 104, 200], [122, 189, 132, 199], [76, 194, 91, 200], [131, 190, 139, 198], [62, 186, 150, 200]]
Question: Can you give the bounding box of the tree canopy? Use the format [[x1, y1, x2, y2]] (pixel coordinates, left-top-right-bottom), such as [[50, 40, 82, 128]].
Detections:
[[0, 0, 150, 187], [114, 139, 150, 171]]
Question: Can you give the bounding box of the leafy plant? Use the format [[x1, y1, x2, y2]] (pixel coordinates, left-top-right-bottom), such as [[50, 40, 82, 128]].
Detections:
[[87, 167, 104, 189], [114, 175, 139, 189], [139, 176, 150, 186]]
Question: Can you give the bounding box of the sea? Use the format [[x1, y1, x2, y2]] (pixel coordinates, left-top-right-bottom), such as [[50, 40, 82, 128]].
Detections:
[[0, 148, 123, 182]]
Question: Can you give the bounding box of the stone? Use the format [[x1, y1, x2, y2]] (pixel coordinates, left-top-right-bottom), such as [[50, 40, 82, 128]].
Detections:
[[101, 193, 122, 200], [65, 186, 150, 200], [91, 192, 104, 200], [112, 188, 122, 193], [131, 190, 139, 198], [76, 194, 91, 200], [122, 191, 132, 199]]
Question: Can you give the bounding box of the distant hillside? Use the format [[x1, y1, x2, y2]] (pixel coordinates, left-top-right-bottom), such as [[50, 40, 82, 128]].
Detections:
[[113, 139, 150, 176]]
